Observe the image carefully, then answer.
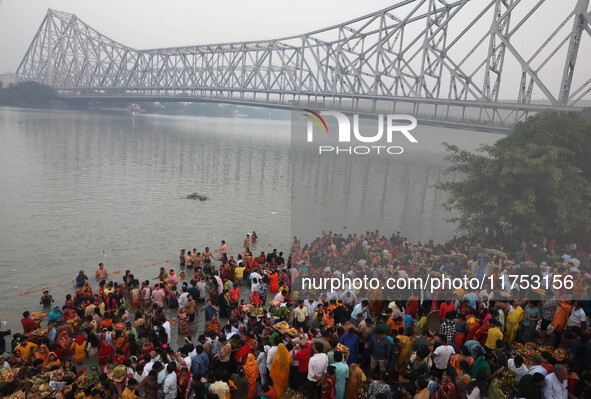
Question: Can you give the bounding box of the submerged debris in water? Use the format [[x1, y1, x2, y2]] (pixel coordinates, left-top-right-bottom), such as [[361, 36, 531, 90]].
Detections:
[[186, 192, 208, 201]]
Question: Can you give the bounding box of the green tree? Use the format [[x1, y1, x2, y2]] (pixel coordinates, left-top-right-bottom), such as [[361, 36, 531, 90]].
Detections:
[[437, 111, 591, 243], [0, 81, 56, 107]]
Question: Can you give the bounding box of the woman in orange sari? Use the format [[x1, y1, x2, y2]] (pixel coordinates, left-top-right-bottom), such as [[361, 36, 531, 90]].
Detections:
[[34, 344, 50, 367], [115, 331, 130, 355], [551, 299, 573, 347], [208, 317, 221, 334], [244, 353, 259, 399], [45, 352, 61, 371], [323, 311, 335, 328], [269, 343, 291, 398], [269, 272, 279, 294]]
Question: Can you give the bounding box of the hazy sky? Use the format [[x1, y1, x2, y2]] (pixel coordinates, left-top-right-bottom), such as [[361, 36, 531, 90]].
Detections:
[[0, 0, 589, 102], [0, 0, 397, 73]]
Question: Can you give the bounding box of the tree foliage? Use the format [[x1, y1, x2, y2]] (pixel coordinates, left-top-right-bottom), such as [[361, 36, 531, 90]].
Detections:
[[0, 81, 57, 107], [437, 111, 591, 242]]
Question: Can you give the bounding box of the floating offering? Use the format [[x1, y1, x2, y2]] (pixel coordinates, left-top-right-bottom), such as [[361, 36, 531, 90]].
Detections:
[[186, 192, 208, 201]]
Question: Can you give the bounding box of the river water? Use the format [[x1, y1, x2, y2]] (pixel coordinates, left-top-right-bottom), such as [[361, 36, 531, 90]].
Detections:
[[0, 106, 502, 337]]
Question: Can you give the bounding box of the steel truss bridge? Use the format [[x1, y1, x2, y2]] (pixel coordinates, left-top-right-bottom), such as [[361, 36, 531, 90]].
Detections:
[[15, 0, 591, 132]]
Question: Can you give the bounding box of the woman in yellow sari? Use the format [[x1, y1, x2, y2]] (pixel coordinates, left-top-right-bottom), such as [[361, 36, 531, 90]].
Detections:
[[244, 353, 259, 399], [397, 333, 414, 373], [504, 300, 524, 346], [269, 343, 291, 398], [81, 281, 93, 298]]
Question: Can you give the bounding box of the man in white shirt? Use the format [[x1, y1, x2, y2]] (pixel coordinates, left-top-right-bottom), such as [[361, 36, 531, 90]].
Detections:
[[529, 354, 548, 376], [134, 364, 148, 397], [251, 278, 260, 294], [196, 280, 207, 301], [155, 362, 167, 397], [143, 354, 155, 375], [306, 342, 328, 399], [274, 290, 286, 303], [179, 347, 192, 368], [214, 275, 224, 295], [178, 286, 189, 309], [163, 363, 178, 399], [542, 364, 568, 399], [340, 289, 356, 306], [183, 340, 197, 360], [304, 299, 317, 319], [507, 355, 529, 382], [567, 301, 587, 328], [350, 299, 369, 326], [431, 340, 455, 377], [161, 319, 172, 346], [266, 345, 278, 371], [249, 271, 263, 285]]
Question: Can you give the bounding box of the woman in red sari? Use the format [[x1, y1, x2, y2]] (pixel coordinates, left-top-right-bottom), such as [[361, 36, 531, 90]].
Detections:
[[269, 271, 279, 294], [435, 368, 458, 399], [406, 294, 419, 318], [57, 330, 73, 355], [256, 252, 266, 265], [142, 338, 155, 354], [235, 340, 252, 367], [250, 291, 264, 306], [177, 366, 192, 396], [475, 322, 490, 347], [112, 349, 126, 364], [98, 340, 115, 365]]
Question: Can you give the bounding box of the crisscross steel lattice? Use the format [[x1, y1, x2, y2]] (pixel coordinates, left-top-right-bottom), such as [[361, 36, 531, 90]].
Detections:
[[15, 0, 591, 130]]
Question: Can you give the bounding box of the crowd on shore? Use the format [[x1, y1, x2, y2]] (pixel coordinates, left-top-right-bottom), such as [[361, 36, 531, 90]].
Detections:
[[1, 230, 591, 399]]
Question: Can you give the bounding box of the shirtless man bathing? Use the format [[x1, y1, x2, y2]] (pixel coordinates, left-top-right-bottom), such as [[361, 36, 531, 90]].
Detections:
[[95, 263, 108, 280]]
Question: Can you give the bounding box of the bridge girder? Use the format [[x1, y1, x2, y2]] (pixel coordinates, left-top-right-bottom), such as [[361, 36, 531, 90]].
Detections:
[[15, 0, 591, 129]]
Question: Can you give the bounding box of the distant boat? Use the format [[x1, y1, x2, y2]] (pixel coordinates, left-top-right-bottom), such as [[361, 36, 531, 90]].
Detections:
[[233, 110, 248, 118], [129, 103, 142, 114]]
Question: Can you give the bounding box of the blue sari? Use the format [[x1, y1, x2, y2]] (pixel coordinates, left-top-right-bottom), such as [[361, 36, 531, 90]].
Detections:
[[48, 306, 63, 322]]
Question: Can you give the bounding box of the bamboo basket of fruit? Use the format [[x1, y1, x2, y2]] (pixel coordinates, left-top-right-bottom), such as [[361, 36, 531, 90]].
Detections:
[[272, 321, 290, 334], [30, 328, 48, 338], [31, 312, 45, 323], [0, 368, 20, 383], [107, 365, 129, 382]]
